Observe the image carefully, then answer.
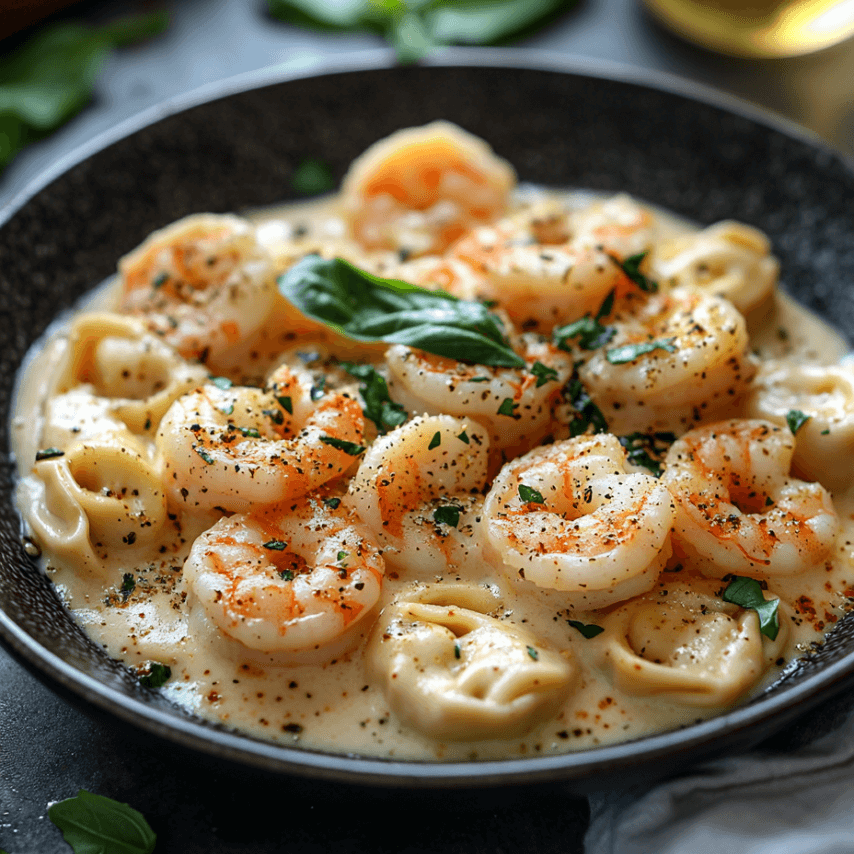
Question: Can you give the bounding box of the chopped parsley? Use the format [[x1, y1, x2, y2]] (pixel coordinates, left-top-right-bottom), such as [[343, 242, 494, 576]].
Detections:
[[193, 445, 214, 464], [433, 505, 462, 528], [263, 540, 287, 550], [428, 431, 442, 450], [35, 447, 64, 461], [497, 397, 518, 417], [339, 362, 408, 433], [609, 251, 657, 292], [518, 484, 545, 504], [564, 374, 608, 436], [137, 661, 171, 689], [526, 645, 539, 660], [530, 361, 559, 387], [722, 576, 780, 640], [567, 620, 604, 639], [277, 395, 293, 415], [323, 497, 342, 509], [786, 409, 810, 434], [319, 436, 366, 455], [618, 432, 676, 477], [120, 573, 135, 601], [605, 338, 676, 364]]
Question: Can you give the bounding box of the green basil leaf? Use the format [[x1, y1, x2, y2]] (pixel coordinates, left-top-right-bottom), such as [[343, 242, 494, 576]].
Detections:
[[433, 505, 461, 527], [609, 251, 657, 292], [618, 431, 676, 477], [567, 619, 604, 639], [518, 484, 545, 504], [339, 362, 408, 432], [323, 496, 342, 509], [564, 375, 608, 436], [279, 255, 525, 368], [786, 409, 810, 434], [426, 0, 575, 44], [291, 157, 336, 195], [48, 790, 156, 854], [267, 0, 378, 30], [530, 360, 559, 387], [319, 435, 366, 455], [263, 540, 287, 550], [553, 315, 616, 351], [526, 645, 539, 660], [722, 576, 780, 640], [137, 662, 171, 689], [605, 338, 676, 364]]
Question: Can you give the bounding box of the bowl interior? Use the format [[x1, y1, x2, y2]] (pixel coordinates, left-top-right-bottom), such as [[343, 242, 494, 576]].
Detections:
[[2, 56, 854, 787]]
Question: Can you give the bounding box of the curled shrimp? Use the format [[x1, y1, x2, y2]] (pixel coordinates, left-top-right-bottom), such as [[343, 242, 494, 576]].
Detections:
[[119, 214, 278, 368], [578, 286, 756, 435], [347, 415, 491, 576], [424, 194, 656, 332], [157, 365, 364, 513], [385, 336, 572, 453], [183, 494, 384, 655], [598, 578, 789, 707], [746, 361, 854, 492], [341, 121, 516, 256], [661, 419, 839, 579], [367, 583, 577, 740], [482, 434, 675, 609], [651, 221, 779, 314]]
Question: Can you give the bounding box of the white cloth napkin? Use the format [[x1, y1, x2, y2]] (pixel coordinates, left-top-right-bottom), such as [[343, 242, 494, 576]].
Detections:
[[585, 694, 854, 854]]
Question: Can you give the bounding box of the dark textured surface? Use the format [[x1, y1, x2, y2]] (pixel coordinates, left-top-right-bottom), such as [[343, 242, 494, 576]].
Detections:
[[2, 58, 854, 819]]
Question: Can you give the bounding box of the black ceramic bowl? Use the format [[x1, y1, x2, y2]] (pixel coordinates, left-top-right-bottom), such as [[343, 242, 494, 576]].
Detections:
[[2, 52, 853, 790]]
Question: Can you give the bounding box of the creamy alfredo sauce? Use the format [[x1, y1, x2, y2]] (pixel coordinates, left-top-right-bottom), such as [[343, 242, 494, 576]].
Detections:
[[11, 175, 854, 761]]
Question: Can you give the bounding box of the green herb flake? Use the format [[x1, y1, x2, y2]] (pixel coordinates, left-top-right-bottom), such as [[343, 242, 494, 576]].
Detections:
[[278, 255, 525, 369], [120, 573, 135, 600], [605, 338, 676, 365], [609, 251, 657, 292], [340, 361, 408, 433], [337, 550, 349, 562], [518, 484, 545, 504], [319, 435, 366, 455], [152, 271, 168, 289], [618, 432, 675, 477], [821, 428, 830, 435], [35, 447, 64, 461], [291, 157, 336, 196], [263, 407, 284, 425], [497, 397, 518, 417], [219, 402, 234, 416], [428, 431, 442, 450], [277, 395, 293, 415], [454, 643, 461, 660], [279, 569, 294, 581], [310, 376, 326, 401], [237, 426, 261, 438], [193, 445, 214, 465], [433, 505, 462, 528], [457, 430, 470, 444], [137, 661, 171, 689], [209, 375, 233, 390], [722, 576, 780, 640], [263, 539, 287, 550], [526, 645, 539, 660], [786, 409, 811, 434], [553, 314, 616, 352], [567, 619, 605, 639], [48, 789, 156, 854], [565, 375, 608, 436], [470, 376, 490, 382], [323, 497, 342, 509], [530, 360, 559, 387]]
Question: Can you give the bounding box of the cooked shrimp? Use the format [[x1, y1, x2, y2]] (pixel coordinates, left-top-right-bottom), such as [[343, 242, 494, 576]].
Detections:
[[651, 220, 779, 314], [482, 434, 675, 609], [347, 415, 490, 577], [424, 194, 656, 332], [577, 286, 756, 435], [341, 121, 516, 256], [183, 494, 384, 654], [119, 214, 278, 367], [386, 336, 572, 454], [746, 361, 854, 492], [662, 419, 839, 578], [157, 365, 365, 513]]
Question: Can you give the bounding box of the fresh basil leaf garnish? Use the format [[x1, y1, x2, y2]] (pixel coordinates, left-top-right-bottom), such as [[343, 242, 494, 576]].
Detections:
[[433, 505, 462, 528], [530, 360, 559, 387], [278, 255, 525, 368], [48, 789, 156, 854], [786, 409, 810, 434], [609, 251, 657, 292], [291, 157, 335, 195], [605, 338, 676, 364], [339, 362, 408, 432], [137, 662, 171, 689], [518, 484, 545, 504], [319, 435, 366, 455], [722, 576, 780, 640], [567, 619, 604, 638]]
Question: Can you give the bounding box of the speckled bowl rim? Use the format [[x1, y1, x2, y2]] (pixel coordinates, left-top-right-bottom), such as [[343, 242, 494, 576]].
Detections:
[[2, 48, 854, 789]]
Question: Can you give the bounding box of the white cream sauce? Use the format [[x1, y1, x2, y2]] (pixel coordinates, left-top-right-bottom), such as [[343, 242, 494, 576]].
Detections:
[[11, 186, 854, 762]]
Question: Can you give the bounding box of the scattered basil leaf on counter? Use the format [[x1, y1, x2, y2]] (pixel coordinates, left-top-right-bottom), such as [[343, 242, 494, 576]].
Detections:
[[567, 620, 604, 639], [339, 362, 408, 432], [433, 505, 461, 528], [609, 251, 657, 292], [48, 790, 156, 854], [267, 0, 577, 63], [786, 409, 810, 434], [605, 338, 676, 365], [319, 435, 366, 455], [137, 662, 171, 689], [279, 255, 526, 368], [0, 13, 169, 172], [291, 157, 336, 195], [518, 484, 545, 504], [722, 576, 780, 640]]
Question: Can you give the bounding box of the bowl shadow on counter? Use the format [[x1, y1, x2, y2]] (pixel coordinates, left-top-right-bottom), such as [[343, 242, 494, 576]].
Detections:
[[1, 57, 853, 790]]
